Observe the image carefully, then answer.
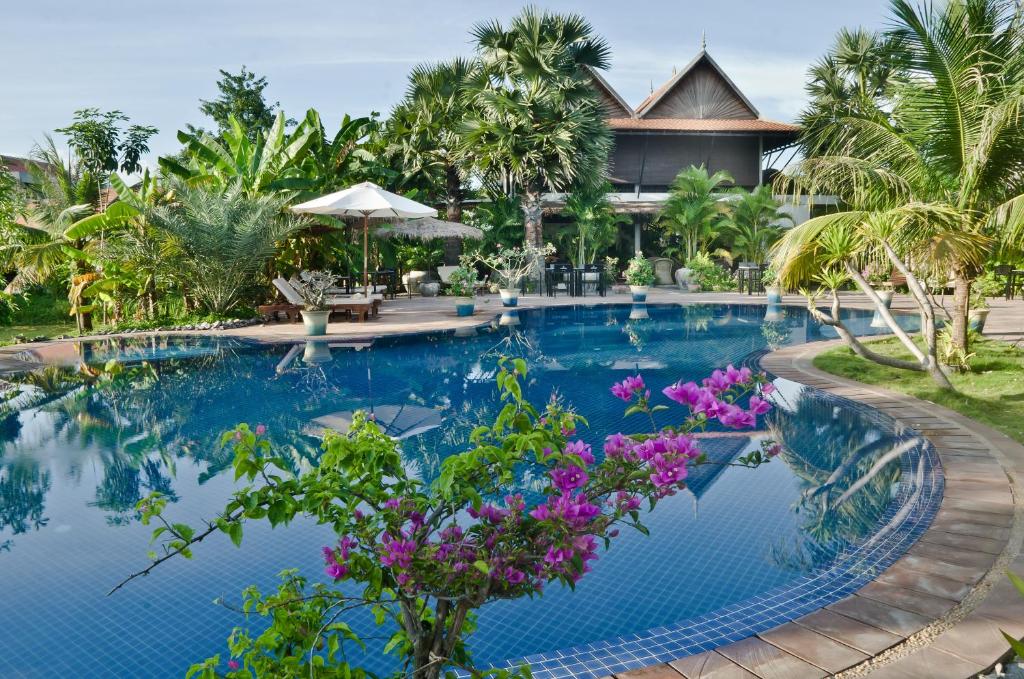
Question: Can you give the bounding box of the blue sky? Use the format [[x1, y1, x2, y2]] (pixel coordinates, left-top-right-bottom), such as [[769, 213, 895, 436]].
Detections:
[[2, 0, 891, 163]]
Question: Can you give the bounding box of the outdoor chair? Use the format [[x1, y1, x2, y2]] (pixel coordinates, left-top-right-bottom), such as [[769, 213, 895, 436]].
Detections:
[[546, 263, 573, 297], [258, 278, 379, 323]]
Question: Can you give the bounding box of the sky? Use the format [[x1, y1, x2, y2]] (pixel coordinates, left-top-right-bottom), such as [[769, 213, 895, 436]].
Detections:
[[2, 0, 892, 164]]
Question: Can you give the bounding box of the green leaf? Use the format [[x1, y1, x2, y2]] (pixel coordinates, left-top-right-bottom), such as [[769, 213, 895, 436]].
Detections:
[[228, 522, 243, 547], [473, 560, 490, 575]]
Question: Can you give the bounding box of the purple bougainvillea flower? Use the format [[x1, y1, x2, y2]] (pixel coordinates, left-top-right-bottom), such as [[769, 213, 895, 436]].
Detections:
[[748, 395, 771, 416], [550, 465, 589, 494], [718, 403, 756, 429], [663, 380, 701, 406], [255, 424, 266, 436], [228, 660, 240, 670], [564, 440, 595, 465]]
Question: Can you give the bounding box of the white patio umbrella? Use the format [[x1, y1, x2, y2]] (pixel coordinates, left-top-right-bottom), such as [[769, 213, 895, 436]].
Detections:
[[291, 182, 437, 290]]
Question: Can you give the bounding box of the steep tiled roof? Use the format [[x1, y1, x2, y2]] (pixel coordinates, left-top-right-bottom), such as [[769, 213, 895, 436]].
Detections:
[[606, 117, 800, 133]]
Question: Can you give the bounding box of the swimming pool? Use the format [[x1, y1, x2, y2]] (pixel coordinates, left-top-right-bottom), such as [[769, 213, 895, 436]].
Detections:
[[0, 303, 940, 678]]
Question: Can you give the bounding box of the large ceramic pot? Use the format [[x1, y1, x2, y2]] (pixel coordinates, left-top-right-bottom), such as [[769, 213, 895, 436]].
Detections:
[[629, 285, 649, 303], [674, 267, 696, 292], [969, 308, 990, 332], [301, 309, 331, 336], [403, 270, 427, 294], [499, 288, 519, 307], [499, 310, 520, 326], [766, 286, 783, 304], [870, 289, 895, 328], [455, 297, 475, 317], [420, 281, 440, 297]]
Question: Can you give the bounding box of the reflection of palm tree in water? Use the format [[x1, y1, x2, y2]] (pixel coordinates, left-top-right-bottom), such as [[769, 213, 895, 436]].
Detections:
[[767, 389, 908, 571], [0, 460, 51, 538]]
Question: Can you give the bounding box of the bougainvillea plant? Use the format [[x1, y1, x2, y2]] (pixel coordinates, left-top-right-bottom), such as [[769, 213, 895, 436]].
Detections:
[[119, 359, 779, 679]]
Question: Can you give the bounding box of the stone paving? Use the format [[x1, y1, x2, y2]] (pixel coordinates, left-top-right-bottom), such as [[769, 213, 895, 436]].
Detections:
[[2, 289, 1023, 677]]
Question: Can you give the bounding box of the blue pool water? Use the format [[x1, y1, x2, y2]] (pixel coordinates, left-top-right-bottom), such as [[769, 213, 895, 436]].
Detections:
[[0, 303, 939, 678]]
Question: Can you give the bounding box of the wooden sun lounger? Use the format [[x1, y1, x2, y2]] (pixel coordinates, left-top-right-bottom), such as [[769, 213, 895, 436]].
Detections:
[[258, 299, 381, 323]]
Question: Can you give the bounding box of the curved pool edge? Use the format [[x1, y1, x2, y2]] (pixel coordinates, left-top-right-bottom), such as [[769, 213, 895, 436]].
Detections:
[[602, 339, 1024, 679]]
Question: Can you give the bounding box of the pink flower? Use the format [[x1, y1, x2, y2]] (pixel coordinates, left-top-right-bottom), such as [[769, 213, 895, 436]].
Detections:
[[611, 375, 646, 401], [725, 364, 753, 385], [703, 370, 731, 394], [761, 382, 776, 395], [604, 432, 633, 459], [565, 440, 595, 465], [550, 465, 589, 494], [255, 424, 266, 436], [228, 660, 240, 671], [748, 396, 771, 416], [663, 380, 702, 406], [718, 403, 756, 429]]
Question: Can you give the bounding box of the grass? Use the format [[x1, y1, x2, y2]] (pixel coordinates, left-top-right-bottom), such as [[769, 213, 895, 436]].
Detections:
[[1, 287, 80, 346], [814, 336, 1024, 444]]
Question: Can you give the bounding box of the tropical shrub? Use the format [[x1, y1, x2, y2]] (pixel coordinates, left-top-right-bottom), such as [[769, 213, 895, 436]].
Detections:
[[145, 183, 305, 313], [657, 166, 733, 262], [624, 255, 655, 287], [476, 243, 554, 290], [124, 360, 778, 678], [446, 265, 477, 298], [686, 253, 736, 291]]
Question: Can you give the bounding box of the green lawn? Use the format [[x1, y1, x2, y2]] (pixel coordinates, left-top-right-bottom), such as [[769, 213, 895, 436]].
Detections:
[[813, 337, 1024, 444], [0, 323, 80, 346], [1, 288, 80, 346]]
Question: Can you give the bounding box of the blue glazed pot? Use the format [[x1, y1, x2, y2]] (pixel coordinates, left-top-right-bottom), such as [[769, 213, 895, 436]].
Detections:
[[499, 289, 519, 307], [455, 300, 475, 317], [630, 285, 649, 303]]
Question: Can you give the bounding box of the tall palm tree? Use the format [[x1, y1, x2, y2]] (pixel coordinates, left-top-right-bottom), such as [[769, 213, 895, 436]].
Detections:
[[560, 182, 630, 267], [388, 58, 478, 223], [798, 28, 905, 153], [657, 165, 734, 262], [721, 186, 791, 265], [783, 0, 1024, 353], [460, 7, 612, 247]]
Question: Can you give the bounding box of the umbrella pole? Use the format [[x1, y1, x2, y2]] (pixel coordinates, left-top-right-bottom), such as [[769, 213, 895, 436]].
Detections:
[[362, 213, 369, 292]]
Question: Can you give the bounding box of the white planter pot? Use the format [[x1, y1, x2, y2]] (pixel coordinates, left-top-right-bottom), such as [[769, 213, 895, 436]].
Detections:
[[766, 286, 783, 304], [870, 289, 894, 328], [969, 308, 989, 332], [629, 285, 649, 302], [499, 288, 519, 307], [674, 267, 695, 292], [420, 281, 440, 297], [301, 309, 331, 336], [499, 310, 520, 326]]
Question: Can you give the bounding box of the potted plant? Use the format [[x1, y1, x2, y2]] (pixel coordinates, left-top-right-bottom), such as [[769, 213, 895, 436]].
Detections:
[[624, 255, 655, 302], [447, 265, 477, 317], [861, 261, 892, 326], [476, 243, 554, 307], [968, 272, 1003, 332], [762, 266, 783, 304], [295, 271, 337, 336]]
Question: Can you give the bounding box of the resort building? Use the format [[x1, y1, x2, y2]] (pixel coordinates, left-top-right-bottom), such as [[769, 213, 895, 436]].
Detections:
[[546, 48, 825, 254]]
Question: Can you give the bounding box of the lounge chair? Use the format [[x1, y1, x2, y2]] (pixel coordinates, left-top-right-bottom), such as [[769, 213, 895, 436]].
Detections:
[[258, 278, 379, 323]]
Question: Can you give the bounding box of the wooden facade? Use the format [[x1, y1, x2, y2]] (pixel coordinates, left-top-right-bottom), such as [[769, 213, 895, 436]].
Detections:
[[588, 50, 800, 194]]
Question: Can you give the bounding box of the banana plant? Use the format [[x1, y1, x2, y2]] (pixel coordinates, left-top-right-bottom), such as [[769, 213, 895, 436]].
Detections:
[[159, 110, 319, 196]]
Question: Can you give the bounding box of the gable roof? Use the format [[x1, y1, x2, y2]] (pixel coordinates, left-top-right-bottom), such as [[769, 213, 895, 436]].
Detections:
[[635, 50, 760, 120], [584, 66, 635, 119]]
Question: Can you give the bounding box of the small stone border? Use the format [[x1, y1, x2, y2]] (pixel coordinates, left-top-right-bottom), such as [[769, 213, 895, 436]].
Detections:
[[617, 339, 1024, 679]]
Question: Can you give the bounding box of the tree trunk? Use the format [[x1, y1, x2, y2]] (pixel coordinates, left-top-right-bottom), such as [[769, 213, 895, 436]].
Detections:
[[521, 192, 543, 248], [951, 273, 971, 351], [445, 165, 462, 224]]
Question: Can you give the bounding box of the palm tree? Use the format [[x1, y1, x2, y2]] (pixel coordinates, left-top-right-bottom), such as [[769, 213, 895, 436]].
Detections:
[[145, 183, 305, 313], [17, 136, 100, 330], [783, 0, 1024, 353], [460, 7, 612, 247], [657, 165, 734, 262], [798, 28, 905, 151], [388, 58, 478, 223], [721, 186, 790, 265], [560, 182, 630, 267]]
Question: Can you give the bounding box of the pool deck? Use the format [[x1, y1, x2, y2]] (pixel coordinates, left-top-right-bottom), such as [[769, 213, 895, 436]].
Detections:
[[2, 290, 1024, 677]]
